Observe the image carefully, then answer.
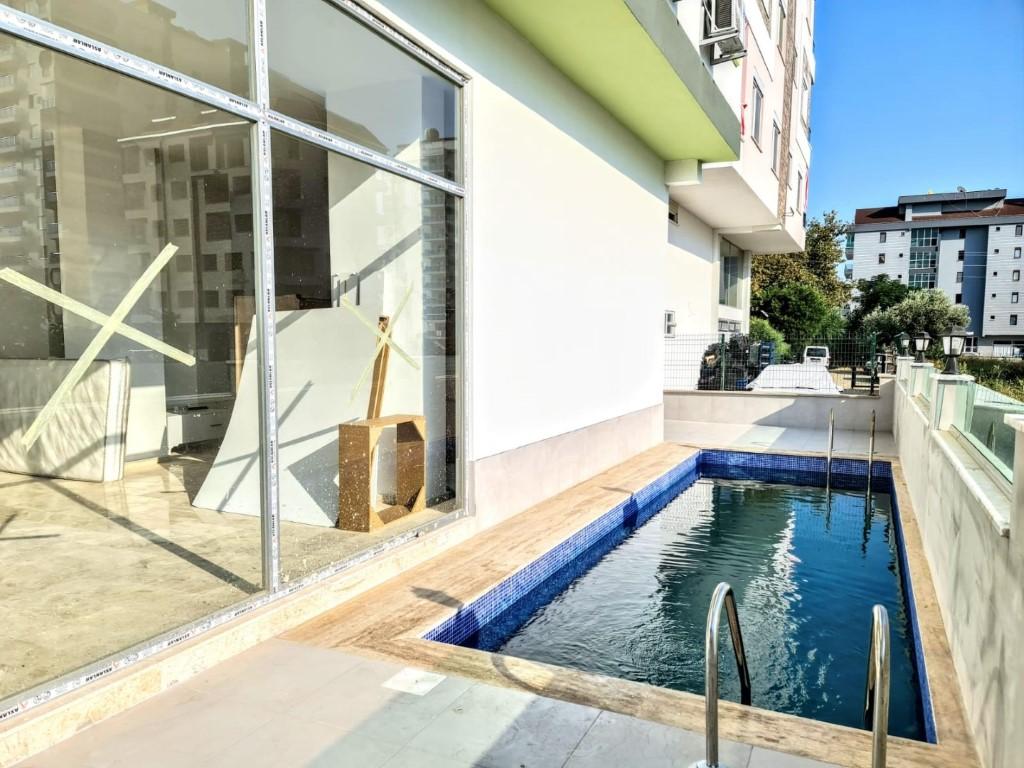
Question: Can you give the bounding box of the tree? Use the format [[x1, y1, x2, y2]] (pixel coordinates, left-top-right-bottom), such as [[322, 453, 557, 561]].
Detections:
[[861, 289, 970, 343], [848, 275, 910, 331], [754, 282, 846, 340], [751, 211, 851, 310]]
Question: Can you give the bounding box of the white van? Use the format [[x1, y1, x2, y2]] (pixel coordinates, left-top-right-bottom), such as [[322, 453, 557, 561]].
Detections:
[[803, 346, 830, 367]]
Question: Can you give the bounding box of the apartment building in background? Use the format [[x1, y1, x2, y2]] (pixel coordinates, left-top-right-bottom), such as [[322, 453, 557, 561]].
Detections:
[[849, 188, 1024, 355], [667, 0, 815, 334]]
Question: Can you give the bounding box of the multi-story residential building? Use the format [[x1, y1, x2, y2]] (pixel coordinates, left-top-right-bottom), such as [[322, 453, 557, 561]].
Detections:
[[667, 0, 815, 333], [849, 188, 1024, 355], [0, 0, 812, 750]]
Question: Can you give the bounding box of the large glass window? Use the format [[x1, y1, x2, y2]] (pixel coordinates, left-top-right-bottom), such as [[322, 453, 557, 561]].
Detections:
[[0, 32, 261, 702], [719, 238, 743, 307], [0, 0, 251, 97], [266, 132, 460, 583], [267, 0, 460, 181]]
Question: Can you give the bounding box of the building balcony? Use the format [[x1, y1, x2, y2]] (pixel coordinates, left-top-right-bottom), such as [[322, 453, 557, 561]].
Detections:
[[480, 0, 739, 164], [668, 162, 806, 254]]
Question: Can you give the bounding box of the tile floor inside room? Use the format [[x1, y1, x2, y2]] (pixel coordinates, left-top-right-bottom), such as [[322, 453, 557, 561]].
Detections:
[[0, 453, 450, 701], [16, 639, 838, 768]]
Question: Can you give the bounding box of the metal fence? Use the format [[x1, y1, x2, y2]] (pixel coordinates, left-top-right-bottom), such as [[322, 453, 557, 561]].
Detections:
[[665, 333, 880, 395]]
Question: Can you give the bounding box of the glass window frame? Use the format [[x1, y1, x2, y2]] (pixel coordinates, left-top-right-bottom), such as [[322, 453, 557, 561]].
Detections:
[[0, 0, 469, 717]]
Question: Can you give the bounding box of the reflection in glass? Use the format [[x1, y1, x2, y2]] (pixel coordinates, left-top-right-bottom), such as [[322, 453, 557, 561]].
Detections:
[[268, 0, 459, 180], [266, 131, 460, 582], [0, 33, 261, 703], [0, 0, 250, 97]]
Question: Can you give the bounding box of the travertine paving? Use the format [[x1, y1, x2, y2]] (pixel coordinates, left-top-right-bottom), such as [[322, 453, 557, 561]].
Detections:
[[16, 640, 840, 768]]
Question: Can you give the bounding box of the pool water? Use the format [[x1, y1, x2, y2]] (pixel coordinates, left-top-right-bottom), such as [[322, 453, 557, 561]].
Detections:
[[461, 475, 927, 740]]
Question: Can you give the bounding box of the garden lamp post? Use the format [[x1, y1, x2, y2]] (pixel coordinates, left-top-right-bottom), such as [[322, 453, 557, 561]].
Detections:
[[895, 332, 911, 356], [940, 325, 967, 375], [913, 331, 931, 364]]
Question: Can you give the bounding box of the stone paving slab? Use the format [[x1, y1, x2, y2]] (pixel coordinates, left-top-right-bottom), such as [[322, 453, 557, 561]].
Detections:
[[16, 639, 840, 768]]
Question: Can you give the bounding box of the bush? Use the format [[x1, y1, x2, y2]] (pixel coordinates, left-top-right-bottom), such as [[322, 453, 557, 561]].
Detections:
[[748, 317, 790, 359], [861, 289, 970, 343], [960, 357, 1024, 401]]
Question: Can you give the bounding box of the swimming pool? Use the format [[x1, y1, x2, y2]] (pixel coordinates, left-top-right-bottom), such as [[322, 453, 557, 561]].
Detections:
[[424, 450, 934, 742]]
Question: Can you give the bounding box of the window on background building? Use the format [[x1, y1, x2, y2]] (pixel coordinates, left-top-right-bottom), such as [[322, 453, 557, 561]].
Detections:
[[879, 231, 887, 243], [796, 171, 803, 210], [878, 253, 886, 264], [909, 273, 936, 289], [1017, 224, 1023, 236], [751, 80, 764, 146], [1012, 315, 1019, 326], [1016, 247, 1022, 259], [956, 271, 963, 283], [959, 228, 966, 239], [771, 122, 780, 173], [965, 337, 978, 353], [955, 293, 962, 303], [719, 238, 744, 308], [958, 250, 965, 261], [1013, 293, 1020, 304], [664, 310, 677, 337], [774, 0, 787, 46], [1014, 270, 1021, 282]]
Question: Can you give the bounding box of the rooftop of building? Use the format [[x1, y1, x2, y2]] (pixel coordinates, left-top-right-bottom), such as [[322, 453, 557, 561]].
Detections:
[[853, 188, 1024, 228]]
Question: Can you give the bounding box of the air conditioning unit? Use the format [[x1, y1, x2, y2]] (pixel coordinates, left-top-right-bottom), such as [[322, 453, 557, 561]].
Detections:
[[702, 0, 746, 64]]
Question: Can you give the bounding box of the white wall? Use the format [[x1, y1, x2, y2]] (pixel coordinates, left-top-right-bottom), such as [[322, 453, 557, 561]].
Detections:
[[936, 230, 966, 299], [981, 223, 1024, 337], [852, 228, 909, 283], [666, 207, 716, 335], [893, 376, 1023, 768], [372, 0, 668, 464], [665, 379, 894, 431]]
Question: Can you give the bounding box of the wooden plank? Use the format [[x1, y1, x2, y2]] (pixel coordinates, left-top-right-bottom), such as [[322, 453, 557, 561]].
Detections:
[[366, 316, 390, 420]]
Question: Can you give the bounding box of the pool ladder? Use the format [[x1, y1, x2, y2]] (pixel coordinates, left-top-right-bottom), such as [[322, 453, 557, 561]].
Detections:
[[692, 585, 892, 768], [824, 408, 876, 498], [689, 582, 751, 768], [864, 605, 891, 768]]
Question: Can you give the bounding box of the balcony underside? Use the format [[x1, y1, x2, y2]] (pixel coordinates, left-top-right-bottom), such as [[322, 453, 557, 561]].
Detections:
[[669, 163, 805, 253], [482, 0, 739, 163]]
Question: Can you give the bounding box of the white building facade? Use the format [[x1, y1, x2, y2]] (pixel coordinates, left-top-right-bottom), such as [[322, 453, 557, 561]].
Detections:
[[668, 0, 815, 334], [849, 189, 1024, 355], [0, 0, 812, 725]]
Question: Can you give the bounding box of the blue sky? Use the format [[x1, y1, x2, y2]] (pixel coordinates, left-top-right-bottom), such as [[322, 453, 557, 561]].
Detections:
[[806, 0, 1024, 224]]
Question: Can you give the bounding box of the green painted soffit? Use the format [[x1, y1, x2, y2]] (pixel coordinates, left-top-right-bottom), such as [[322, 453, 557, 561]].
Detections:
[[482, 0, 740, 162]]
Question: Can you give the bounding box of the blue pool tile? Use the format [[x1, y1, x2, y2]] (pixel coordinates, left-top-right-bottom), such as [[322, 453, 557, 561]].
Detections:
[[422, 448, 934, 742]]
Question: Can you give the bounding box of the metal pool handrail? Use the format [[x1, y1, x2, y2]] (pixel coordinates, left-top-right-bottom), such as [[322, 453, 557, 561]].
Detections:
[[692, 582, 752, 768], [866, 409, 876, 498], [826, 408, 835, 492], [864, 604, 891, 768]]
